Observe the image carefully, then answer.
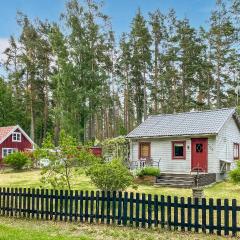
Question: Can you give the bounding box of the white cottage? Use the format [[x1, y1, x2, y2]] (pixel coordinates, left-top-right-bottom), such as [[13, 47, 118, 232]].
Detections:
[[126, 108, 240, 187]]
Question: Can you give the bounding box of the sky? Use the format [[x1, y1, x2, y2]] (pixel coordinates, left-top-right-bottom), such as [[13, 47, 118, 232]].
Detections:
[[0, 0, 216, 64]]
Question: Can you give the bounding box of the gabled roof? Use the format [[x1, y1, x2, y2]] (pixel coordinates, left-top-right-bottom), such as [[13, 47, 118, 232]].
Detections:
[[126, 108, 237, 138], [0, 125, 35, 145]]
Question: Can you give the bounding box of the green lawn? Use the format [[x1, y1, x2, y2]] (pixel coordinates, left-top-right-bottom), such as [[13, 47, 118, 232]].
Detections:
[[0, 169, 240, 201], [0, 169, 239, 239], [0, 216, 228, 240]]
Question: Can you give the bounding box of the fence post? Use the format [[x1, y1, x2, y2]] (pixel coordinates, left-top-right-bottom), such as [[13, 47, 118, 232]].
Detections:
[[180, 197, 185, 231], [167, 196, 171, 230], [69, 190, 73, 222], [202, 198, 206, 233], [174, 196, 178, 230], [106, 191, 111, 225], [10, 188, 14, 217], [6, 188, 10, 216], [154, 195, 158, 228], [232, 199, 237, 237], [74, 190, 78, 222], [147, 194, 152, 228], [123, 192, 128, 226], [160, 195, 165, 228], [45, 189, 49, 220], [14, 188, 18, 217], [194, 198, 199, 233], [209, 198, 214, 234], [90, 191, 95, 223], [141, 193, 146, 228], [79, 190, 83, 222], [34, 188, 38, 219], [101, 191, 105, 224], [23, 188, 26, 218], [117, 191, 122, 225], [59, 190, 63, 221], [135, 193, 140, 227], [224, 199, 229, 236], [129, 192, 134, 226], [40, 189, 44, 220], [31, 188, 35, 219], [216, 199, 221, 236], [187, 197, 192, 232], [54, 189, 58, 221], [95, 191, 100, 223], [50, 189, 53, 220], [112, 191, 117, 224]]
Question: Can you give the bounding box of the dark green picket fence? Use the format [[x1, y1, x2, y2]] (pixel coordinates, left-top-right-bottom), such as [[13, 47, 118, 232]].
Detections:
[[0, 187, 239, 236]]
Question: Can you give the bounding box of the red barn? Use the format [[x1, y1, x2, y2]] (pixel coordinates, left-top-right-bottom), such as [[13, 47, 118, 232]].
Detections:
[[0, 125, 34, 162]]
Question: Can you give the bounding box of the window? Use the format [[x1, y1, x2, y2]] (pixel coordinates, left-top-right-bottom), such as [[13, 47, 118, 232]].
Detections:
[[139, 142, 151, 159], [12, 132, 21, 142], [172, 141, 186, 160], [234, 143, 239, 160], [196, 143, 203, 153], [2, 148, 17, 158]]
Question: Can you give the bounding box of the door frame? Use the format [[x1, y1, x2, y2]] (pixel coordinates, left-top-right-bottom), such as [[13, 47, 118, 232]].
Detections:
[[191, 138, 208, 172]]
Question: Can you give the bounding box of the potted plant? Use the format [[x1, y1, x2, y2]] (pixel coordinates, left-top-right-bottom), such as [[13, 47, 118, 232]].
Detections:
[[135, 166, 160, 184]]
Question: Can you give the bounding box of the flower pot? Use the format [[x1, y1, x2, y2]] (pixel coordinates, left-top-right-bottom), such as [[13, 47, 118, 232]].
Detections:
[[134, 175, 156, 185], [192, 187, 205, 199]]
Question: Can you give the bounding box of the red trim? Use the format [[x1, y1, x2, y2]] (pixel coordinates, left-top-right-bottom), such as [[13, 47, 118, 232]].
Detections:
[[138, 142, 151, 159], [234, 143, 239, 160], [172, 141, 186, 160]]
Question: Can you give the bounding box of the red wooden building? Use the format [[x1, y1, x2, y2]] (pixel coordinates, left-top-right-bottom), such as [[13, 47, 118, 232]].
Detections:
[[0, 125, 34, 161]]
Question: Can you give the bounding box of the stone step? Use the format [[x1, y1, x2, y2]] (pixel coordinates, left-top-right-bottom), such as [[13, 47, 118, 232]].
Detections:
[[157, 176, 194, 181]]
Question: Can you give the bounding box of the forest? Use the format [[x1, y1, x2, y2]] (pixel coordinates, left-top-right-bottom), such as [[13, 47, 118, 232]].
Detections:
[[0, 0, 239, 145]]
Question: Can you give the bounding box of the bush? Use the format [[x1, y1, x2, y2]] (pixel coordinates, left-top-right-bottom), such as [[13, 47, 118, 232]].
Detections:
[[136, 167, 160, 177], [4, 151, 30, 170], [229, 161, 240, 184], [86, 159, 133, 192]]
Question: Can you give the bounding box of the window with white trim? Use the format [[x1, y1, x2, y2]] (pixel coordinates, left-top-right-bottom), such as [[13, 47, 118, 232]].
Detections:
[[2, 148, 17, 158], [12, 132, 21, 142], [234, 143, 239, 160]]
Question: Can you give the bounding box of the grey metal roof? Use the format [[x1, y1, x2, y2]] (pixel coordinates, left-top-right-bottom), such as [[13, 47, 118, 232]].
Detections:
[[126, 108, 237, 138]]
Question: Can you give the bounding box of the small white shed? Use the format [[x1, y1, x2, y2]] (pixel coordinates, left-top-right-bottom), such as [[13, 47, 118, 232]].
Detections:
[[126, 108, 240, 185]]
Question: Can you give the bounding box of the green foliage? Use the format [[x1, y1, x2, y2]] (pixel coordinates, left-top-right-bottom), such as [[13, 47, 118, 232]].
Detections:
[[102, 136, 128, 162], [86, 159, 134, 192], [229, 161, 240, 184], [35, 131, 80, 190], [136, 167, 160, 177], [4, 152, 30, 170]]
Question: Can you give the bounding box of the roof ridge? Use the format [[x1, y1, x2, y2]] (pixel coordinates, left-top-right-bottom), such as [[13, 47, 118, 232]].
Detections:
[[149, 107, 235, 118]]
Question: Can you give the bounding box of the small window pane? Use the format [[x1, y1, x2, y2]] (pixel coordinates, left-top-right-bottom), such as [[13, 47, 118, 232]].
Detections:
[[196, 144, 203, 153], [174, 143, 184, 157], [140, 143, 150, 158]]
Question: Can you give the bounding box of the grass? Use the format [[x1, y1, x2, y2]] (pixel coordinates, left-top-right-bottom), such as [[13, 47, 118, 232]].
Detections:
[[0, 169, 240, 201], [0, 216, 230, 240], [0, 169, 239, 239]]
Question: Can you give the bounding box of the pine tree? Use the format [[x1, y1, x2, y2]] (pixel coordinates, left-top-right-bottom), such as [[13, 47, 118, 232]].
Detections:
[[130, 9, 152, 124]]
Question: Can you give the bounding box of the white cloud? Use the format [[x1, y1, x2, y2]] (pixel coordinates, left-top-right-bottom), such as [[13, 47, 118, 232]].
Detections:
[[0, 38, 9, 77], [0, 38, 9, 62]]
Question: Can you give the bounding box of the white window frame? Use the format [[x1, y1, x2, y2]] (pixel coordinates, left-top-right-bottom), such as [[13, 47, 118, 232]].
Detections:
[[12, 132, 21, 142], [2, 148, 17, 158]]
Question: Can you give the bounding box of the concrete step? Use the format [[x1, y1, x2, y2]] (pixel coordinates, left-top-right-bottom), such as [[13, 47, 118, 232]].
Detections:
[[156, 179, 194, 184], [154, 182, 193, 188]]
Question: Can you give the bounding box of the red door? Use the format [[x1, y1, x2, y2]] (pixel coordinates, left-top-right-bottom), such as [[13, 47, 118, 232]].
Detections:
[[191, 138, 208, 172]]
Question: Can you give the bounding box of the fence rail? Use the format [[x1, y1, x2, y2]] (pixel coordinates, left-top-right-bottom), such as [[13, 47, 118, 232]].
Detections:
[[0, 187, 239, 236]]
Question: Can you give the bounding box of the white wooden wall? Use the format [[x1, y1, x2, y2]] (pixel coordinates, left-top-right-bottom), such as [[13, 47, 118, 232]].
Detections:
[[129, 136, 216, 174], [216, 117, 240, 171]]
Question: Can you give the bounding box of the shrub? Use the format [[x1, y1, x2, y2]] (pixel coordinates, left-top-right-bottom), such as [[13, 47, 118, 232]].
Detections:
[[136, 166, 160, 177], [86, 159, 133, 192], [229, 161, 240, 184], [4, 151, 30, 170]]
